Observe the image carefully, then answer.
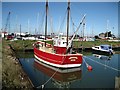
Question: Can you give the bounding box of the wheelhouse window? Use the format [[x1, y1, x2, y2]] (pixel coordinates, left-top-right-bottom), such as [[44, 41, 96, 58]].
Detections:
[[62, 38, 65, 40], [101, 45, 109, 50], [95, 47, 99, 49], [101, 46, 104, 48], [63, 42, 67, 44], [55, 37, 58, 39], [109, 46, 112, 49]]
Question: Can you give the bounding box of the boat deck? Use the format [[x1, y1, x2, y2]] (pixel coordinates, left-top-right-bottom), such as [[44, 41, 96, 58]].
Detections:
[[38, 46, 83, 56], [39, 46, 55, 54]]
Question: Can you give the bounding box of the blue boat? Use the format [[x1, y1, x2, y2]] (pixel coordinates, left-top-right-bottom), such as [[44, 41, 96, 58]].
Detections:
[[92, 45, 113, 55]]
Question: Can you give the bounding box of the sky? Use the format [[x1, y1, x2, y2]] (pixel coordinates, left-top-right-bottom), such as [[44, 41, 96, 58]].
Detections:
[[2, 1, 119, 37]]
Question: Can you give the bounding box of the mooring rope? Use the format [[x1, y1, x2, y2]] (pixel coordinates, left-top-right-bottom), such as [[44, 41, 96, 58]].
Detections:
[[83, 56, 120, 72], [36, 70, 58, 89], [83, 58, 89, 67]]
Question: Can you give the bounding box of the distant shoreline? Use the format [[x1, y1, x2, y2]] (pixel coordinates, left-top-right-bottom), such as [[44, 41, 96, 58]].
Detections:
[[3, 39, 120, 52]]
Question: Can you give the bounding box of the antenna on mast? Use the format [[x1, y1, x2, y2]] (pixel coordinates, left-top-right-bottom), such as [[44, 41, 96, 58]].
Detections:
[[107, 20, 109, 38], [83, 20, 85, 39], [28, 19, 29, 34], [4, 12, 11, 37], [36, 13, 39, 35]]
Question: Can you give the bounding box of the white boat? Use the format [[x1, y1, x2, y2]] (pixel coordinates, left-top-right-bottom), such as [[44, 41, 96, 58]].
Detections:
[[92, 44, 113, 55]]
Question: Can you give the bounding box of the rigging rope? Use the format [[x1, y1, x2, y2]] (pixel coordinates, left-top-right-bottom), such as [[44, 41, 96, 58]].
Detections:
[[57, 10, 67, 35], [70, 14, 77, 33], [39, 11, 45, 34], [66, 14, 86, 50], [83, 56, 120, 72], [48, 9, 54, 35]]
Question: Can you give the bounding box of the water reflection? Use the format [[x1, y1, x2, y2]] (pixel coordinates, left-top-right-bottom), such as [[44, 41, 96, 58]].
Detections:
[[93, 54, 112, 60], [33, 59, 82, 89], [92, 53, 114, 70]]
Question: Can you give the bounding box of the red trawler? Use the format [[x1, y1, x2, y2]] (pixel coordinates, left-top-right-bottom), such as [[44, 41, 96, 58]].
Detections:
[[34, 1, 85, 69]]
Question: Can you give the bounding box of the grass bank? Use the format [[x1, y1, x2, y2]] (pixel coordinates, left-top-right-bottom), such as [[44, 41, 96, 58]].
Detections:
[[73, 40, 120, 48], [9, 40, 52, 51], [0, 39, 2, 89], [6, 39, 120, 51], [2, 39, 33, 89]]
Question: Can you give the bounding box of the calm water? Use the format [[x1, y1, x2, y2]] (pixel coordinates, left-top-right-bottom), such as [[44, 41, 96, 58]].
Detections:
[[18, 51, 120, 89]]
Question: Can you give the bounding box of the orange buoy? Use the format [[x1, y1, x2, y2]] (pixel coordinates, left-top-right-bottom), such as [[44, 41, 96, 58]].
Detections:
[[87, 65, 92, 71]]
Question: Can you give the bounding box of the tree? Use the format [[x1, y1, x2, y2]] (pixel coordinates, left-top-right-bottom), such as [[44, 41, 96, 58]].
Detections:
[[94, 35, 100, 39]]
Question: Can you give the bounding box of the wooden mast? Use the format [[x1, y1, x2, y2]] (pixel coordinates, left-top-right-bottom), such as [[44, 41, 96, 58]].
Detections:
[[45, 0, 48, 47], [67, 0, 70, 47]]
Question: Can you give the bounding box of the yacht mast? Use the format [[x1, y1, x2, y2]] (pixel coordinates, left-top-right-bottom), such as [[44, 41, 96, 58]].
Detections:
[[45, 0, 48, 47], [67, 1, 70, 46], [107, 20, 109, 38]]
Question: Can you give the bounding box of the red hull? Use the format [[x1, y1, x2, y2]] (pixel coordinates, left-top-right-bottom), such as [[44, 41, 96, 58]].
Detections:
[[34, 42, 82, 68], [54, 46, 67, 54]]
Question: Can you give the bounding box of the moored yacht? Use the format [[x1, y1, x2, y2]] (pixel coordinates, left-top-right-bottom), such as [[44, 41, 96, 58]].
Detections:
[[92, 44, 113, 55]]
